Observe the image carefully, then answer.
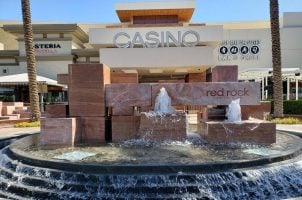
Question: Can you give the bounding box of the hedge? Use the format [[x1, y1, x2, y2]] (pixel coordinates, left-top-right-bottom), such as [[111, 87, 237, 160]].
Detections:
[[271, 100, 302, 115]]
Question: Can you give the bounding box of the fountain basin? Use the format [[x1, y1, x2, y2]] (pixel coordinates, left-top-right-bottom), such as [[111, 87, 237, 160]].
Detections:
[[0, 132, 301, 199]]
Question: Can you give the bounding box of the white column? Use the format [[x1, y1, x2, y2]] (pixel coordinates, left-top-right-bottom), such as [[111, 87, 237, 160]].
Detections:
[[296, 78, 299, 100], [262, 77, 265, 100], [287, 77, 290, 100]]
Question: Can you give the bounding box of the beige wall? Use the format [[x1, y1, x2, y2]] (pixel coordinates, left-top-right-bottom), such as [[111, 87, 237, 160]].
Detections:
[[100, 46, 214, 68], [0, 27, 18, 50], [19, 60, 72, 80], [214, 25, 302, 73]]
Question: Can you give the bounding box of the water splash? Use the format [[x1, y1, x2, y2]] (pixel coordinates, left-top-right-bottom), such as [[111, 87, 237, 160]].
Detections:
[[226, 98, 241, 123], [154, 87, 175, 114]]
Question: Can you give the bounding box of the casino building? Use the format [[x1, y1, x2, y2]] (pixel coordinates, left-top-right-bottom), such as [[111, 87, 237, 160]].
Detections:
[[0, 1, 301, 103]]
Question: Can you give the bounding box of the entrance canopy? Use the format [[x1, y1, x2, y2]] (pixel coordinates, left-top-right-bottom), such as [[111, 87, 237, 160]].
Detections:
[[0, 73, 61, 86], [239, 68, 302, 81]]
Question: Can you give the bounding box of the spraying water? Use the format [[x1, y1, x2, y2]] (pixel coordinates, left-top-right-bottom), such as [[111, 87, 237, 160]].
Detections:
[[154, 87, 175, 114], [226, 98, 242, 122]]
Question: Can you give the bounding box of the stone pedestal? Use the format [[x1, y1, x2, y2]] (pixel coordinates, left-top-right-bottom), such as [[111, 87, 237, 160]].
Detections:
[[79, 117, 106, 144], [40, 118, 78, 148], [111, 116, 140, 142], [138, 112, 187, 141], [199, 120, 276, 145]]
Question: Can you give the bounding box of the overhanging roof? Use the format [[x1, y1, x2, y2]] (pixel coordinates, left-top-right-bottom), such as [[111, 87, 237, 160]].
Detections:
[[0, 73, 61, 86], [3, 24, 88, 43], [115, 1, 195, 22]]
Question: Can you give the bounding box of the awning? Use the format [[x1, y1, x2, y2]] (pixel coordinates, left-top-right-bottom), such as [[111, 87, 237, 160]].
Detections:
[[0, 73, 62, 86]]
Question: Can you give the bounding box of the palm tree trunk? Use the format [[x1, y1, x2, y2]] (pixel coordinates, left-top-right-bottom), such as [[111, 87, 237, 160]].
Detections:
[[21, 0, 40, 121], [270, 0, 283, 117]]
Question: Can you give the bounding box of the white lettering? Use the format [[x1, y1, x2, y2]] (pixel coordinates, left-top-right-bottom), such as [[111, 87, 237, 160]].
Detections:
[[113, 32, 131, 48], [145, 31, 160, 48], [131, 32, 146, 48], [113, 30, 200, 48]]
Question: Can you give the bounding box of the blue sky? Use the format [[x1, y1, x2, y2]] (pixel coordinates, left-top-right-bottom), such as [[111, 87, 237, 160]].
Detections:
[[0, 0, 302, 23]]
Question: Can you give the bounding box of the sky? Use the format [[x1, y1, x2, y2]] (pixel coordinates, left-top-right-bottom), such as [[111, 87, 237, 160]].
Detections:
[[0, 0, 302, 23]]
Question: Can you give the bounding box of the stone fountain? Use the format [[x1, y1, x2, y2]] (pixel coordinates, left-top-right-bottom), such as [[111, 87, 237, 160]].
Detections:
[[0, 64, 298, 199]]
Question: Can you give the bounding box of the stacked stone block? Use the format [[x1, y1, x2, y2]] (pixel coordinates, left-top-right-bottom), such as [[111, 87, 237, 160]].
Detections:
[[106, 81, 151, 142], [0, 102, 30, 119], [41, 64, 110, 147], [68, 64, 110, 144]]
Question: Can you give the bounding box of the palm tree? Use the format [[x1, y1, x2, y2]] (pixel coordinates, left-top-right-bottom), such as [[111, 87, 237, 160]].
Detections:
[[270, 0, 283, 117], [21, 0, 40, 121]]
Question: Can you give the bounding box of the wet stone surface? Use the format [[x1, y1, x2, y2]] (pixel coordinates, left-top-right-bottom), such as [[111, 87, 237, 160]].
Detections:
[[21, 132, 301, 165]]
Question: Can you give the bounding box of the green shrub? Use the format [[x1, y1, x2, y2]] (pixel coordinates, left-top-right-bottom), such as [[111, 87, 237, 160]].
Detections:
[[14, 121, 40, 128], [283, 100, 302, 114], [271, 100, 302, 115], [271, 117, 302, 124]]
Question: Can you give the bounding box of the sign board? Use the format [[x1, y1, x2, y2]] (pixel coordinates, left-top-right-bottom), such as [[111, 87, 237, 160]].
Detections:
[[106, 82, 260, 107], [38, 84, 48, 93], [218, 40, 261, 61], [113, 30, 200, 48], [19, 40, 72, 56]]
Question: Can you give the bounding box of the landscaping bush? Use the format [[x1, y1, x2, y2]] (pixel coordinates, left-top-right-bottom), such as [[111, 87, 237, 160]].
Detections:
[[271, 100, 302, 115], [14, 121, 40, 128], [272, 117, 302, 124]]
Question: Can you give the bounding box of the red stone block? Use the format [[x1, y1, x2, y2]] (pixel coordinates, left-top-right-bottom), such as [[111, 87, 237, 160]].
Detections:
[[138, 112, 187, 141], [69, 102, 106, 117], [40, 118, 78, 148], [111, 116, 140, 142], [241, 101, 271, 120], [106, 83, 152, 107], [199, 120, 276, 145], [185, 72, 206, 82], [68, 88, 105, 103], [2, 106, 15, 115], [111, 72, 138, 83], [112, 106, 134, 116], [79, 117, 106, 144], [211, 65, 238, 82], [68, 64, 110, 84], [20, 112, 31, 118], [140, 106, 152, 112], [57, 74, 69, 85], [45, 104, 68, 118], [3, 102, 24, 107]]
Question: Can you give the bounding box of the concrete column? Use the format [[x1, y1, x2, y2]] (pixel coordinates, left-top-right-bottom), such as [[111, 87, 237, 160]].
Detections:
[[296, 78, 299, 100], [287, 77, 290, 100]]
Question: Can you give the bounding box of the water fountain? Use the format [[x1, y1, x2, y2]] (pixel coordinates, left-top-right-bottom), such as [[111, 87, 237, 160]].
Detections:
[[0, 64, 301, 199], [139, 87, 187, 141]]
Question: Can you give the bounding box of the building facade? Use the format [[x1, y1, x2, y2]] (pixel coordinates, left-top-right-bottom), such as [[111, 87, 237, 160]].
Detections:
[[0, 1, 301, 102]]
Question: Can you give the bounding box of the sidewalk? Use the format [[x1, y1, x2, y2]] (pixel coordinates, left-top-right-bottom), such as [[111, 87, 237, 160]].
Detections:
[[0, 127, 40, 140], [276, 124, 302, 137]]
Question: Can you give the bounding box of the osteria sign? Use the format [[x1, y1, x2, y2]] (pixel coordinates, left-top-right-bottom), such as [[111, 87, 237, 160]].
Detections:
[[113, 30, 200, 48]]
